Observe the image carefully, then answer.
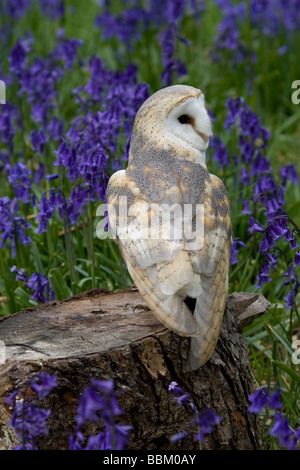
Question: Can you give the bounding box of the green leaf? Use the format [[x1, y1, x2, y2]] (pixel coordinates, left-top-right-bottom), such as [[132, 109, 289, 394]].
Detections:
[[14, 286, 30, 304], [264, 323, 294, 355], [272, 361, 300, 385], [48, 268, 72, 300]]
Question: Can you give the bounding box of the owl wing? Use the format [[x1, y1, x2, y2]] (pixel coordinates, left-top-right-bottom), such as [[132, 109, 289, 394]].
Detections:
[[107, 170, 232, 370], [184, 173, 232, 370], [106, 169, 201, 337]]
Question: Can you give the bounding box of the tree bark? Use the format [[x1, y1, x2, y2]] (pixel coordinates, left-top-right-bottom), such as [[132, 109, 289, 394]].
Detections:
[[0, 287, 270, 450]]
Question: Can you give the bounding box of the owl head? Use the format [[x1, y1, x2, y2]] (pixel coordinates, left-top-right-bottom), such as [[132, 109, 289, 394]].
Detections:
[[129, 85, 213, 167]]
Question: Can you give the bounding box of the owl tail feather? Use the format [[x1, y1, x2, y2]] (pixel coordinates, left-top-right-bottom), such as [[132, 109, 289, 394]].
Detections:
[[184, 286, 227, 372]]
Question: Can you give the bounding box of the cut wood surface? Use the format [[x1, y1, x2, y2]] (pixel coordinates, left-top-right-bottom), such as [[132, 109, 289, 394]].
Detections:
[[0, 287, 270, 450]]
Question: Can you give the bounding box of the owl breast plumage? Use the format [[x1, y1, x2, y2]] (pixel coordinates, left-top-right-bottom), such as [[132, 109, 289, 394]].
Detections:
[[106, 85, 232, 371]]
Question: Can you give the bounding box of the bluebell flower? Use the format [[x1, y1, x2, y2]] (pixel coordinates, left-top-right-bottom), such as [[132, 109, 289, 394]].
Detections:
[[11, 266, 55, 303], [37, 188, 69, 233], [0, 197, 31, 254], [242, 200, 252, 215], [33, 162, 46, 184], [8, 162, 33, 204], [9, 38, 31, 74], [26, 272, 55, 303], [71, 379, 131, 450], [159, 24, 187, 86], [5, 372, 57, 450], [288, 429, 300, 451], [210, 136, 229, 168], [29, 128, 48, 154], [280, 164, 298, 187], [268, 388, 283, 411], [168, 381, 196, 412], [11, 265, 28, 282], [194, 408, 222, 442], [2, 0, 32, 19], [248, 387, 269, 413], [270, 413, 293, 448], [39, 0, 65, 19], [0, 103, 19, 148], [52, 37, 83, 69], [47, 117, 64, 141], [231, 238, 247, 265], [168, 381, 220, 444], [255, 258, 272, 288], [55, 60, 149, 201], [29, 372, 58, 400], [294, 250, 300, 267], [95, 7, 148, 48]]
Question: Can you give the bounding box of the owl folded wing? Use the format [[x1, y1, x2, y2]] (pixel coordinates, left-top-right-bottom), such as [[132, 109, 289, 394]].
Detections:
[[107, 169, 232, 343], [106, 169, 202, 336]]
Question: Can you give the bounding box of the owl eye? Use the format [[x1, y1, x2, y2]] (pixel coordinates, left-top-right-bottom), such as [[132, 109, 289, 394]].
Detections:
[[178, 114, 191, 124]]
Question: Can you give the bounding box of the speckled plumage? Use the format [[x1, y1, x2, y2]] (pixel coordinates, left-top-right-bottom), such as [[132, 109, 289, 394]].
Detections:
[[107, 85, 232, 371]]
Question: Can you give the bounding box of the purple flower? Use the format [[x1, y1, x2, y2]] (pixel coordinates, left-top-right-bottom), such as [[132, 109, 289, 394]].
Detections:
[[10, 402, 51, 449], [0, 104, 19, 147], [25, 272, 55, 303], [11, 265, 28, 282], [168, 381, 184, 395], [231, 238, 247, 265], [270, 413, 293, 448], [46, 173, 59, 181], [9, 38, 31, 74], [168, 381, 220, 444], [280, 164, 298, 187], [29, 373, 58, 400], [210, 136, 229, 168], [248, 387, 269, 413], [16, 53, 64, 124], [33, 162, 46, 184], [242, 200, 252, 215], [47, 117, 64, 141], [0, 197, 31, 254], [288, 429, 300, 451], [95, 8, 148, 48], [71, 379, 131, 450], [27, 273, 55, 303], [194, 408, 222, 442], [294, 250, 300, 267], [39, 0, 65, 19], [168, 381, 196, 412], [248, 386, 283, 415], [37, 189, 68, 233], [283, 277, 300, 310], [29, 128, 48, 154], [249, 217, 265, 233], [268, 389, 283, 411], [52, 37, 83, 69], [8, 162, 34, 204], [3, 0, 32, 19], [12, 265, 55, 304], [54, 60, 149, 201], [159, 24, 187, 86], [5, 372, 57, 450]]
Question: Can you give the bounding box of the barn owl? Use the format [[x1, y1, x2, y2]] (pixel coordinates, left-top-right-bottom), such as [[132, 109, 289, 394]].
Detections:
[[106, 85, 232, 371]]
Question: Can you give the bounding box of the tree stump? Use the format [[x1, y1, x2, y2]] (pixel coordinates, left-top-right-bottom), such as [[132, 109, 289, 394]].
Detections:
[[0, 287, 270, 450]]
